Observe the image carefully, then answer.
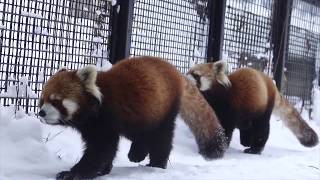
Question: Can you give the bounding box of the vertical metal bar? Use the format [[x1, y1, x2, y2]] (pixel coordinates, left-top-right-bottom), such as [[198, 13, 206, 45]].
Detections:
[[207, 0, 226, 62], [271, 0, 293, 90], [109, 0, 135, 64]]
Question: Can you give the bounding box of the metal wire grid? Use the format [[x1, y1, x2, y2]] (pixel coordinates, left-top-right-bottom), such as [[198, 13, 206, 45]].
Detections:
[[0, 0, 110, 113], [284, 0, 320, 107], [130, 0, 209, 73], [223, 0, 273, 75]]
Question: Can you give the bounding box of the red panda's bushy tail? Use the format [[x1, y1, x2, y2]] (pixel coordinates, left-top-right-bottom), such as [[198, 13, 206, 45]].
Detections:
[[179, 76, 227, 159], [273, 92, 319, 147]]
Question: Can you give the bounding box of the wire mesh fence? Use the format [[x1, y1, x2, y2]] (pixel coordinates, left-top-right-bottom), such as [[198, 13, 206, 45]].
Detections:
[[130, 0, 208, 73], [0, 0, 319, 113], [0, 0, 111, 113], [222, 0, 274, 75], [283, 0, 320, 109]]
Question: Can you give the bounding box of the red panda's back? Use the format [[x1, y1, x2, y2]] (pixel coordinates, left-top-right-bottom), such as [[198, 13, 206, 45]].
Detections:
[[96, 57, 183, 126], [228, 68, 276, 114]]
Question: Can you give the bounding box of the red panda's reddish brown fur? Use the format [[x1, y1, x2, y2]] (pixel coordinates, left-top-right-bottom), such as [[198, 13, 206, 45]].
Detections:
[[96, 57, 183, 126], [39, 56, 227, 179], [187, 61, 319, 154], [180, 76, 227, 159]]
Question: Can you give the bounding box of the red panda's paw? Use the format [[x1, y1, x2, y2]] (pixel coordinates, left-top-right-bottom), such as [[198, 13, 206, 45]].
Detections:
[[56, 171, 74, 180], [128, 142, 148, 163], [243, 147, 263, 155], [146, 162, 167, 169], [198, 127, 228, 160], [56, 169, 109, 180]]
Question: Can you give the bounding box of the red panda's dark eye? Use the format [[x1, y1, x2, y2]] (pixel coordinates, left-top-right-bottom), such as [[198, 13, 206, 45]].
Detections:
[[49, 100, 67, 116], [192, 73, 201, 87]]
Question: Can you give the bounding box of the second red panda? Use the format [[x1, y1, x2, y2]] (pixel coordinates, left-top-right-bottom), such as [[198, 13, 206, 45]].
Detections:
[[187, 61, 319, 154]]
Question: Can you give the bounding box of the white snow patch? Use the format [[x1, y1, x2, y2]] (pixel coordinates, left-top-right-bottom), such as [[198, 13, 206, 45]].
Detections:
[[0, 24, 6, 29], [96, 10, 102, 16], [96, 58, 113, 72], [92, 37, 103, 43], [0, 76, 37, 98], [0, 105, 67, 180], [313, 88, 320, 126], [1, 102, 319, 180], [107, 0, 117, 6], [21, 10, 43, 19]]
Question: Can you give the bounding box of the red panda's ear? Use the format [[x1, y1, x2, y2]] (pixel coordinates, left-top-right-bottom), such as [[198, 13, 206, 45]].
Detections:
[[213, 61, 231, 88], [56, 67, 68, 73], [77, 65, 97, 83], [76, 65, 102, 102], [213, 60, 227, 74]]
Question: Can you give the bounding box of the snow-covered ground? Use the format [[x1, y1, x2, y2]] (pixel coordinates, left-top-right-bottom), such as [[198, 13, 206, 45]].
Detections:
[[0, 101, 319, 180]]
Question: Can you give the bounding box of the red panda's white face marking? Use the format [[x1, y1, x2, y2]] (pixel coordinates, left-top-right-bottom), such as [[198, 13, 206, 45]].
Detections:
[[62, 99, 79, 120], [50, 94, 62, 101], [187, 61, 231, 91], [39, 102, 61, 124]]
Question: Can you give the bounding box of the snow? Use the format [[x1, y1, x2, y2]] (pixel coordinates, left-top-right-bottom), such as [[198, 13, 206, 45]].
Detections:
[[96, 58, 113, 71], [0, 105, 67, 180], [0, 24, 5, 29], [0, 76, 38, 98], [35, 27, 49, 36], [107, 0, 117, 6], [21, 10, 43, 19], [314, 88, 320, 126], [92, 37, 104, 44], [1, 103, 319, 180]]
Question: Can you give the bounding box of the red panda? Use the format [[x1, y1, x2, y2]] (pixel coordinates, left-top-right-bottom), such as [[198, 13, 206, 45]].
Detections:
[[38, 56, 227, 179], [187, 61, 319, 154]]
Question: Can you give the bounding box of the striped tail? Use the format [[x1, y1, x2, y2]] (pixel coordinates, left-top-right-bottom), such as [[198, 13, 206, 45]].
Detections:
[[273, 93, 318, 147], [179, 76, 227, 159]]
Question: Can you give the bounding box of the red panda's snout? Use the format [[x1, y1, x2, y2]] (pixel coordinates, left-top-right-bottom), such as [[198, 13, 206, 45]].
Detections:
[[38, 95, 80, 125]]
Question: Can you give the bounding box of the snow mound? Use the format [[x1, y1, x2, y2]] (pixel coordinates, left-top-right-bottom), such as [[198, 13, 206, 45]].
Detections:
[[0, 105, 67, 180]]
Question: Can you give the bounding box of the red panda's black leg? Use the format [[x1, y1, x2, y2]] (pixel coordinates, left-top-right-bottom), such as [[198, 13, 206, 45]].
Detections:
[[240, 128, 252, 147], [221, 118, 235, 146], [146, 111, 176, 168], [57, 127, 120, 180], [244, 114, 271, 154], [146, 119, 175, 168], [128, 138, 149, 163]]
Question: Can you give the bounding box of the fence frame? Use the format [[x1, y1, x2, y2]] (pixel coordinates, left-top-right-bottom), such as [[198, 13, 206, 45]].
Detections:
[[109, 0, 135, 64], [271, 0, 293, 90], [207, 0, 227, 62]]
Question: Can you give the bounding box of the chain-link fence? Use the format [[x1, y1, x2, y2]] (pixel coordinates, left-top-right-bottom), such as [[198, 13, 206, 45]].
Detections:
[[283, 0, 320, 110], [0, 0, 319, 113], [0, 0, 111, 113], [223, 0, 273, 75]]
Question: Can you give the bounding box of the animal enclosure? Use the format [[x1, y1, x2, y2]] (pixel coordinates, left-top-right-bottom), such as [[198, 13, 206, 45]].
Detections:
[[0, 0, 319, 113]]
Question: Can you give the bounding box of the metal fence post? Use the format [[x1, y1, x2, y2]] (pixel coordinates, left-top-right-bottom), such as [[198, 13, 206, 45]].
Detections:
[[109, 0, 135, 64], [207, 0, 227, 62], [271, 0, 293, 90]]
